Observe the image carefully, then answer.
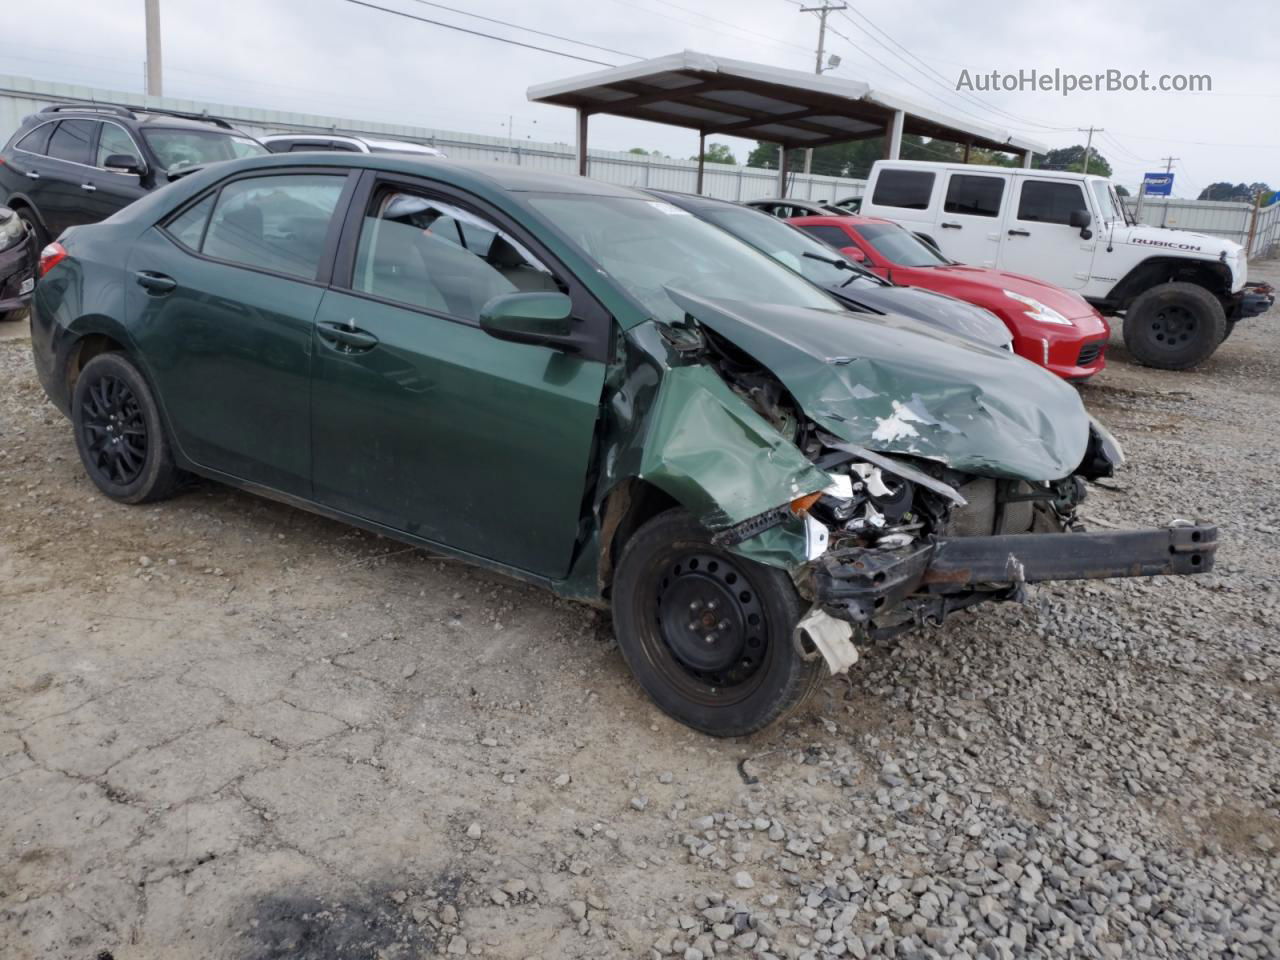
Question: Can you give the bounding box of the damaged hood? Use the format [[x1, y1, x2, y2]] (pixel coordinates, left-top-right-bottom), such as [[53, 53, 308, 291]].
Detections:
[[668, 289, 1090, 482]]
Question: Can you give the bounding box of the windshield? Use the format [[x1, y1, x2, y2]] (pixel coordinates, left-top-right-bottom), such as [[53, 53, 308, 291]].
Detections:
[[857, 222, 950, 267], [691, 203, 882, 290], [527, 195, 842, 324], [141, 128, 267, 171], [1090, 180, 1121, 223]]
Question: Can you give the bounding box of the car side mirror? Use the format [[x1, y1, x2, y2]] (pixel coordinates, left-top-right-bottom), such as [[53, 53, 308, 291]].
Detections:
[[1069, 209, 1093, 239], [103, 154, 146, 176], [479, 291, 574, 348], [840, 245, 866, 262]]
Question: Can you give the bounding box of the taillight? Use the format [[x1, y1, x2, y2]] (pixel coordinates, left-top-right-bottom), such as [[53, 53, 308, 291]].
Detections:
[[38, 242, 67, 277]]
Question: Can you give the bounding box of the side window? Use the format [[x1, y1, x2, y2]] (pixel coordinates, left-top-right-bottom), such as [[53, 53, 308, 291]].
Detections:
[[351, 189, 560, 320], [164, 193, 217, 250], [871, 169, 935, 210], [1017, 181, 1089, 225], [96, 123, 142, 167], [944, 175, 1004, 217], [199, 174, 346, 279], [46, 120, 96, 165], [799, 224, 856, 249], [15, 123, 54, 156]]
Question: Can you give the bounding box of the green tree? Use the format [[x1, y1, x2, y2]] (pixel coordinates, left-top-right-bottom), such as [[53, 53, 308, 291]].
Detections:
[[691, 142, 737, 165], [1197, 181, 1274, 202], [1034, 145, 1113, 178], [1115, 185, 1131, 197]]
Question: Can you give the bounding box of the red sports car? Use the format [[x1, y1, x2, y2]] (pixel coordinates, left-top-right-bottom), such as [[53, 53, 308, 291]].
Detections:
[[790, 214, 1110, 381]]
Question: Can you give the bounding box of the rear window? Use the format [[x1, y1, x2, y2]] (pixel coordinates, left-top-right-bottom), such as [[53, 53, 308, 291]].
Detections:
[[46, 120, 96, 165], [871, 169, 935, 210], [944, 175, 1004, 217], [1017, 181, 1089, 225], [14, 123, 54, 155]]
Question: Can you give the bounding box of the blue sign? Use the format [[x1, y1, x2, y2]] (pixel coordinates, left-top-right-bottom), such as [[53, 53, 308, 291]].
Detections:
[[1142, 172, 1174, 196]]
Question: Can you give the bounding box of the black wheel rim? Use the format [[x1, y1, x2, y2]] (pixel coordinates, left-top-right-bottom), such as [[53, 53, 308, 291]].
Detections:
[[80, 374, 148, 486], [1149, 304, 1198, 347], [651, 551, 770, 705]]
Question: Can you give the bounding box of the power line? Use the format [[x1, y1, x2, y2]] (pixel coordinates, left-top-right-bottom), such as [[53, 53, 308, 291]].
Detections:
[[401, 0, 643, 60], [340, 0, 618, 67], [832, 6, 1076, 133], [613, 0, 812, 56]]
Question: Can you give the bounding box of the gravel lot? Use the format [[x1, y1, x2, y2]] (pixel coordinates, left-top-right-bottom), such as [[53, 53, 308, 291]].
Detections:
[[2, 262, 1277, 960]]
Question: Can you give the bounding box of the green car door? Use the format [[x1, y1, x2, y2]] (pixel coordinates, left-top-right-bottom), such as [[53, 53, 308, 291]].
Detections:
[[308, 177, 609, 578], [126, 169, 354, 495]]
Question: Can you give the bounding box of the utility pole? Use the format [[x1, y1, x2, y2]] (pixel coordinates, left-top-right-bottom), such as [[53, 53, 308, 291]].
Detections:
[[1158, 156, 1179, 226], [144, 0, 163, 96], [799, 2, 846, 177], [1077, 126, 1103, 174]]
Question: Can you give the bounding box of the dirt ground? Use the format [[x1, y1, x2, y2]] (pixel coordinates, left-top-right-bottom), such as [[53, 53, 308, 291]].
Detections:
[[2, 263, 1278, 960]]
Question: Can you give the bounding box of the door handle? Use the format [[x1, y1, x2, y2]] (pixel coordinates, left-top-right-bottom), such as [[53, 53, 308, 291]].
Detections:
[[25, 170, 40, 179], [318, 321, 379, 352], [941, 221, 962, 229], [1008, 228, 1031, 237], [135, 271, 177, 294], [80, 183, 97, 193]]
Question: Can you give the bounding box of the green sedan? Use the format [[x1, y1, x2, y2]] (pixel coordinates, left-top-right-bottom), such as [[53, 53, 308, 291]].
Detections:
[[30, 153, 1216, 737]]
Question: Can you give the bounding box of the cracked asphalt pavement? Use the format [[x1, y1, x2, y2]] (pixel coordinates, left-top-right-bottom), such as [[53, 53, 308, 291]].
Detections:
[[2, 261, 1277, 960]]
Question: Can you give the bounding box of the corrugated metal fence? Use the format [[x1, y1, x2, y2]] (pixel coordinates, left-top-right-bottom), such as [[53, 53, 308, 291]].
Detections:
[[0, 73, 866, 204], [1123, 195, 1280, 258]]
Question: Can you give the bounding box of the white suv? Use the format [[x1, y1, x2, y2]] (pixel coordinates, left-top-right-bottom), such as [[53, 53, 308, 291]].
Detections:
[[860, 160, 1274, 369]]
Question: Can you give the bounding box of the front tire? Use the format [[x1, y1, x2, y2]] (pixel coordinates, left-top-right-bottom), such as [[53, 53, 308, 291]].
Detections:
[[72, 352, 181, 504], [611, 509, 825, 737], [1122, 282, 1226, 370]]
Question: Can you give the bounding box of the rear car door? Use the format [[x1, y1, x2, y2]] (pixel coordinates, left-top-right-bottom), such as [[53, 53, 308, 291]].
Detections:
[[938, 171, 1008, 267], [1, 122, 57, 228], [126, 168, 356, 495], [1000, 178, 1096, 290], [36, 119, 100, 237], [309, 173, 609, 577]]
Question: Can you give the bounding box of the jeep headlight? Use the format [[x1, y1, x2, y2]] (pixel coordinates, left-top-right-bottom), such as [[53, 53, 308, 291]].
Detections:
[[1003, 289, 1073, 326], [0, 209, 25, 253]]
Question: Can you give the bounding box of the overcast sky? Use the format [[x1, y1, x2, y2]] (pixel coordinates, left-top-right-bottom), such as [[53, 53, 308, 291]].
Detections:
[[3, 0, 1275, 196]]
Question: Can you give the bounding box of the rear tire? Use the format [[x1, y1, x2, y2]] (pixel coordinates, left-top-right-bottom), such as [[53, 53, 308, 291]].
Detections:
[[1122, 282, 1226, 370], [611, 509, 825, 737], [72, 352, 181, 504]]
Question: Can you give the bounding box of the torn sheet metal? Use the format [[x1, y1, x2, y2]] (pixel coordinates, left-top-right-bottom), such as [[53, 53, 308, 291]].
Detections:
[[665, 289, 1090, 482], [633, 363, 831, 530]]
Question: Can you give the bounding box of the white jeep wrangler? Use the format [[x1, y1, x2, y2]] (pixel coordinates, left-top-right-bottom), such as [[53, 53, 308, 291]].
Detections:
[[860, 160, 1274, 370]]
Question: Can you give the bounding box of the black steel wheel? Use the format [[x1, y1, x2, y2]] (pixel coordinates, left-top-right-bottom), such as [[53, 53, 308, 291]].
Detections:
[[1123, 281, 1226, 370], [72, 351, 181, 504], [612, 509, 825, 737]]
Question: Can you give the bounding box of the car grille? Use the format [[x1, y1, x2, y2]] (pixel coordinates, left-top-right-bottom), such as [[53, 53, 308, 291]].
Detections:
[[1077, 341, 1105, 366]]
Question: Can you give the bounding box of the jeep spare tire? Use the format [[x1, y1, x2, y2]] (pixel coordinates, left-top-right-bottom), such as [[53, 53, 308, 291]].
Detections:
[[1122, 281, 1226, 370]]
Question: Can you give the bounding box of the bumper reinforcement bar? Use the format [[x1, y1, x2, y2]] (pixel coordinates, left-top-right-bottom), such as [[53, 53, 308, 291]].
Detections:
[[813, 523, 1217, 624]]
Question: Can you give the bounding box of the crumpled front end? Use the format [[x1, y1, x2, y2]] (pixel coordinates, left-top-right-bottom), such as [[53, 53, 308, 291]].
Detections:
[[602, 296, 1219, 675]]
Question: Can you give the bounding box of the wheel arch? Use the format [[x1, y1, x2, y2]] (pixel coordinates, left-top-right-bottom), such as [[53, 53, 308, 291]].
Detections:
[[1108, 256, 1233, 312], [596, 477, 681, 598]]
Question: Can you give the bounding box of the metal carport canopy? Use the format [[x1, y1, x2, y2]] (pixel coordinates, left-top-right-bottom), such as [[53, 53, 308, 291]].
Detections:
[[527, 50, 1049, 192]]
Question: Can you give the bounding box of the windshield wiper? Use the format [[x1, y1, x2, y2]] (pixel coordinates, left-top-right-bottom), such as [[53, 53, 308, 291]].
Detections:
[[802, 250, 882, 286]]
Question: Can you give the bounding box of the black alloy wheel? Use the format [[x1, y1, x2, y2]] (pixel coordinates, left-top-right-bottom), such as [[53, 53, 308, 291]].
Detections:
[[1123, 281, 1226, 370], [71, 352, 181, 504], [80, 373, 148, 487]]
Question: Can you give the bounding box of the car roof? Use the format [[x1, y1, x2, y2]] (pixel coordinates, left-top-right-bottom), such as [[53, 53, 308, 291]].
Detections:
[[23, 105, 245, 133], [874, 159, 1106, 183], [789, 213, 897, 227], [175, 150, 644, 198]]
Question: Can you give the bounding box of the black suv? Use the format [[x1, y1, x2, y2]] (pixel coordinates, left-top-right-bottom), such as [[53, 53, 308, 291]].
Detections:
[[0, 103, 267, 248]]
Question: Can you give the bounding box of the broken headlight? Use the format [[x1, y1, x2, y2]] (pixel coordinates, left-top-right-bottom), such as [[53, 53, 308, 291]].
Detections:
[[0, 208, 26, 253]]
